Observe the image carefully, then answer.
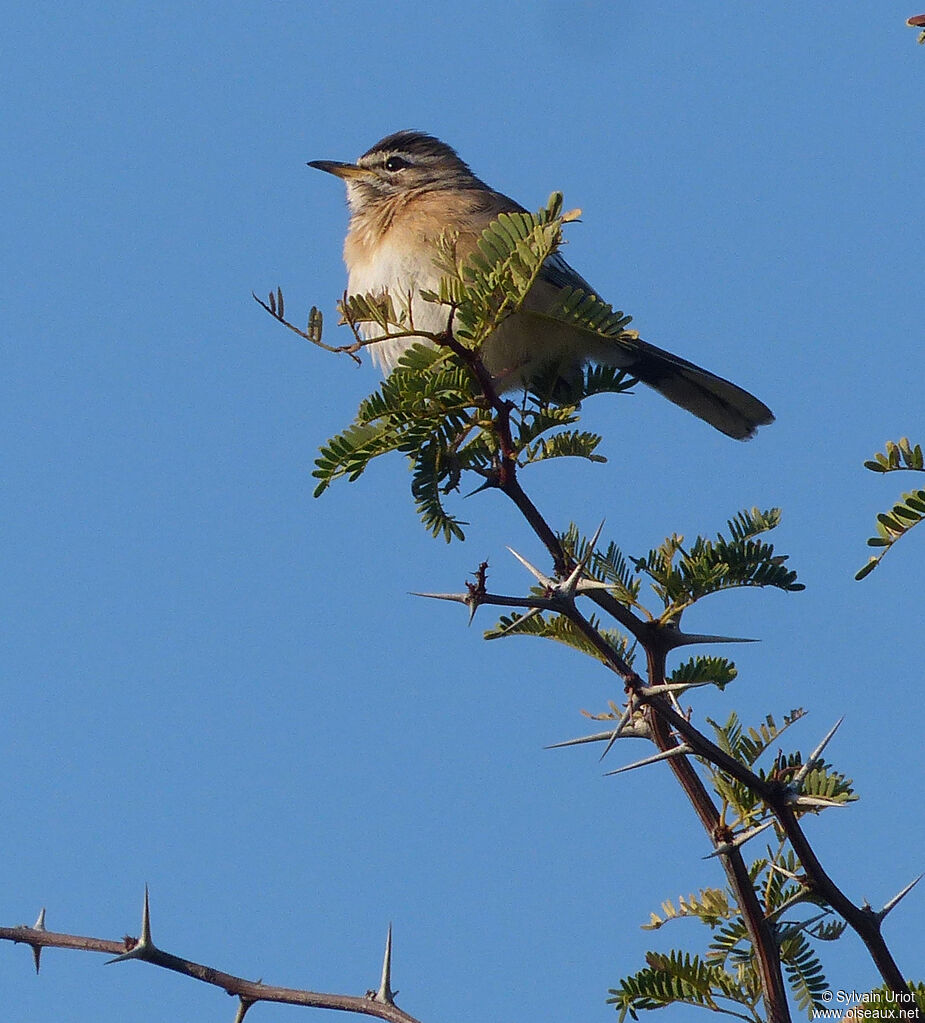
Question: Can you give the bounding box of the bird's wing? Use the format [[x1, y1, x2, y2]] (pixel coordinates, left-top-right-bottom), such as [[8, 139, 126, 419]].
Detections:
[[538, 250, 596, 294], [531, 254, 774, 440], [441, 194, 774, 440]]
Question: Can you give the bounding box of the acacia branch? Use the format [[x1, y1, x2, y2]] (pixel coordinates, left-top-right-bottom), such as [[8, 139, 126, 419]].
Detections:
[[469, 374, 917, 1013], [767, 801, 918, 1007], [426, 346, 792, 1014], [642, 648, 791, 1023], [0, 895, 422, 1023], [545, 593, 790, 1020]]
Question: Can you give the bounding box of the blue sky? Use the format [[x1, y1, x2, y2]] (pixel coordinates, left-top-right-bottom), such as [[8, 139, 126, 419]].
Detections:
[[2, 3, 923, 1021]]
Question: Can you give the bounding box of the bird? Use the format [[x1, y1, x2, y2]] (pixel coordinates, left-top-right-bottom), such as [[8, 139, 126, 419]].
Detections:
[[308, 130, 774, 440]]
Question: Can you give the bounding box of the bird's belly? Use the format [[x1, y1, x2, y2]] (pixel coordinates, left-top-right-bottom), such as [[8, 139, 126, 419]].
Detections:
[[347, 251, 447, 373], [346, 257, 616, 387]]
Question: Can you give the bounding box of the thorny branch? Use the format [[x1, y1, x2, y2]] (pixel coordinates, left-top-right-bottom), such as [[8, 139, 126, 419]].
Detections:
[[485, 436, 917, 1014], [507, 506, 916, 1010], [0, 894, 421, 1023], [412, 321, 919, 1017]]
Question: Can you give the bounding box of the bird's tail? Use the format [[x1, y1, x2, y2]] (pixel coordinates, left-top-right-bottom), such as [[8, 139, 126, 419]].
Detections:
[[595, 335, 774, 441]]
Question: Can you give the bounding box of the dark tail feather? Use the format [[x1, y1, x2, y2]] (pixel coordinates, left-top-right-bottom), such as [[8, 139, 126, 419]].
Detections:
[[608, 338, 774, 441]]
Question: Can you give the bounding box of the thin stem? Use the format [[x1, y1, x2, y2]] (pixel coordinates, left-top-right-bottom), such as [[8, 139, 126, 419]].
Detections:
[[0, 922, 422, 1023]]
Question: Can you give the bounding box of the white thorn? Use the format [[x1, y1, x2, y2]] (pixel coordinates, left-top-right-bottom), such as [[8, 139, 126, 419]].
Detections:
[[775, 910, 829, 937], [105, 885, 154, 965], [410, 591, 469, 604], [604, 744, 692, 776], [788, 794, 849, 810], [506, 546, 553, 587], [637, 680, 715, 697], [767, 861, 802, 881], [233, 997, 255, 1023], [877, 874, 923, 921], [375, 923, 396, 1004], [412, 590, 481, 623], [30, 906, 47, 972], [669, 631, 759, 646], [28, 907, 47, 974], [105, 947, 142, 965], [704, 819, 776, 859], [560, 563, 583, 596], [545, 729, 623, 749], [599, 702, 635, 761], [560, 521, 605, 596], [793, 716, 845, 786], [140, 884, 152, 946], [587, 520, 605, 553], [574, 579, 616, 593]]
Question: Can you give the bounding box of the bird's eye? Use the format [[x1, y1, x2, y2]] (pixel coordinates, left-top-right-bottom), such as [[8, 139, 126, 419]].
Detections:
[[384, 156, 410, 172]]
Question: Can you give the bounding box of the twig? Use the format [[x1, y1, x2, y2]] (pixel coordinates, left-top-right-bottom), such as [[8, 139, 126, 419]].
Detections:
[[0, 895, 422, 1023]]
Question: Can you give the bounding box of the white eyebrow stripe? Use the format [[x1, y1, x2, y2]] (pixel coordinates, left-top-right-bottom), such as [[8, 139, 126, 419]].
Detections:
[[360, 150, 416, 168]]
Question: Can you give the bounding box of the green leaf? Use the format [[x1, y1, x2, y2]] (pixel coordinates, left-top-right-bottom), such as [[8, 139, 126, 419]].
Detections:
[[313, 197, 616, 542], [313, 420, 408, 494], [436, 192, 571, 349], [581, 363, 637, 397], [779, 930, 829, 1013], [725, 507, 782, 542], [643, 889, 735, 931], [807, 919, 847, 942], [522, 429, 606, 465], [794, 760, 857, 806], [634, 508, 803, 616], [609, 950, 755, 1021], [707, 917, 752, 967], [707, 710, 806, 769], [856, 478, 925, 580], [340, 290, 402, 332], [543, 285, 635, 341], [858, 439, 925, 577], [411, 441, 467, 542], [484, 609, 634, 667], [669, 656, 738, 691]]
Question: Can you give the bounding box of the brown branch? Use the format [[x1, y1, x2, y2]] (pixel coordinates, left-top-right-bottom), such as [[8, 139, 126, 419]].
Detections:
[[254, 288, 457, 370], [597, 611, 919, 1007], [541, 594, 790, 1021], [642, 648, 791, 1023], [486, 438, 918, 1014], [499, 471, 580, 581], [648, 686, 919, 1009], [768, 802, 919, 1009], [0, 908, 422, 1023], [429, 323, 521, 487], [443, 340, 792, 1017]]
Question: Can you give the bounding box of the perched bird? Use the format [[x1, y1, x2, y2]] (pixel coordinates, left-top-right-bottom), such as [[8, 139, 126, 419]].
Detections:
[[309, 130, 773, 440]]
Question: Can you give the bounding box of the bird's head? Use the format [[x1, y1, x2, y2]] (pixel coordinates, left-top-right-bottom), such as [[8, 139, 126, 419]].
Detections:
[[309, 130, 484, 212]]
